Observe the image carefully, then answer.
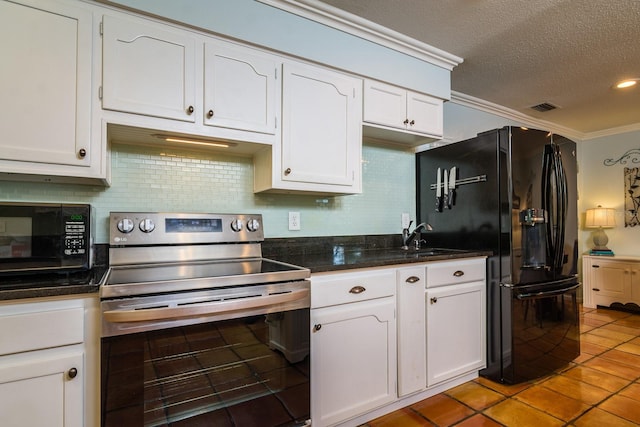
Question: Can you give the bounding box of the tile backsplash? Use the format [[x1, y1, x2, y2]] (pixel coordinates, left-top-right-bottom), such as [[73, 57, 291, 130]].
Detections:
[[0, 142, 416, 242]]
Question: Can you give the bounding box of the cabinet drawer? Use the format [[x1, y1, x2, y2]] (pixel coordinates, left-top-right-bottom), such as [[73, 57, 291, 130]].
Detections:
[[426, 258, 486, 288], [0, 308, 84, 356], [311, 269, 395, 308]]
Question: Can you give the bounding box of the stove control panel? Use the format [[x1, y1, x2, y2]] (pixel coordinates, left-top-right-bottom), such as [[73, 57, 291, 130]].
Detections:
[[109, 212, 264, 245]]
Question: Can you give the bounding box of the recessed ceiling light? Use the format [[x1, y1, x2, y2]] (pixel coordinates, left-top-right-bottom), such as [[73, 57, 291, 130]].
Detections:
[[615, 79, 638, 89]]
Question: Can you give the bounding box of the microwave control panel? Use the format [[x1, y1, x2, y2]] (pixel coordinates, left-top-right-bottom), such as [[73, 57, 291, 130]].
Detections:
[[62, 207, 91, 257]]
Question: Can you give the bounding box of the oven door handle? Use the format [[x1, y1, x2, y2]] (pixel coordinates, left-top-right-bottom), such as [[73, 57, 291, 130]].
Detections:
[[103, 288, 310, 323]]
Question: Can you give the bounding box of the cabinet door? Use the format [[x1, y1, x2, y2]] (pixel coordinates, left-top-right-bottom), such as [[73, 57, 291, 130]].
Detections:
[[0, 0, 92, 167], [363, 80, 407, 130], [406, 91, 443, 137], [204, 41, 279, 134], [0, 351, 83, 427], [311, 297, 396, 426], [282, 62, 362, 188], [591, 261, 631, 305], [396, 266, 426, 396], [102, 14, 197, 122], [426, 281, 485, 387]]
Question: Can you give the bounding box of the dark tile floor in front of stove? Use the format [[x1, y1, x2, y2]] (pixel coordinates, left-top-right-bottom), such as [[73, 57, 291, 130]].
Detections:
[[361, 306, 640, 427]]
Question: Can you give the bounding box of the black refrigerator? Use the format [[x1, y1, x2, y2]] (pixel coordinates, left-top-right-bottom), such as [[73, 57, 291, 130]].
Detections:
[[416, 126, 580, 384]]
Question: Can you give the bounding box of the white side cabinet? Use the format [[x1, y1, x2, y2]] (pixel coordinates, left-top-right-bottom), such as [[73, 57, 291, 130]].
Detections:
[[0, 296, 99, 427], [310, 269, 396, 427], [583, 255, 640, 308], [0, 0, 107, 184], [425, 258, 486, 387], [396, 266, 426, 397], [363, 79, 443, 144], [254, 61, 363, 194]]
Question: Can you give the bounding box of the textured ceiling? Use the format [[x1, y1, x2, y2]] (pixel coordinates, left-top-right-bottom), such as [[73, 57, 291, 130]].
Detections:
[[315, 0, 640, 138]]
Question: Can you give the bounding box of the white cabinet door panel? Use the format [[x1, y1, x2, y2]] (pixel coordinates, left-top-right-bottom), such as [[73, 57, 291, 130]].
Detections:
[[102, 14, 197, 122], [282, 62, 361, 187], [426, 281, 485, 386], [204, 42, 278, 134], [407, 92, 443, 136], [0, 351, 83, 427], [311, 297, 396, 426], [0, 0, 92, 167]]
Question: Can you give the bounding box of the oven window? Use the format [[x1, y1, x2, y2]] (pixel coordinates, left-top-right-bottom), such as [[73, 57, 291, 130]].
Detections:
[[101, 309, 310, 427]]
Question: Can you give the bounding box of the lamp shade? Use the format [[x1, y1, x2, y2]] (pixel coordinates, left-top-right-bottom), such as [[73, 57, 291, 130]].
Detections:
[[585, 206, 616, 228]]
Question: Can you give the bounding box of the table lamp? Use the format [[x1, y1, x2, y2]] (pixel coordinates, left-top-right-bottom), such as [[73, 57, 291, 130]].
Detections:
[[585, 205, 615, 255]]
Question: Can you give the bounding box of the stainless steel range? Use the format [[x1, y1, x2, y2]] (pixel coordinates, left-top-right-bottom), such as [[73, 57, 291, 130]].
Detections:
[[99, 212, 311, 427]]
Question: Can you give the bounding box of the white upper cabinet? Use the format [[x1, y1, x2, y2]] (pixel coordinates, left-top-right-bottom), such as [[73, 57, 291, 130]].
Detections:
[[102, 14, 197, 122], [101, 13, 280, 147], [203, 41, 279, 135], [254, 61, 362, 194], [0, 0, 107, 184], [363, 79, 443, 146]]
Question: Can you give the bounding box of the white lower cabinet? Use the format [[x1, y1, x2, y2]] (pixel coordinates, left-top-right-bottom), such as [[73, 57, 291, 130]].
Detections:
[[0, 296, 99, 427], [0, 350, 83, 427], [426, 281, 486, 386], [425, 258, 486, 387], [583, 255, 640, 308], [311, 269, 396, 427]]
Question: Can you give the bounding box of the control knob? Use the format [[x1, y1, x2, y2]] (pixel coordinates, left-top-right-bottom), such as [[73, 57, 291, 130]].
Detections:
[[247, 218, 260, 232], [230, 218, 244, 232], [117, 218, 134, 234], [139, 218, 155, 233]]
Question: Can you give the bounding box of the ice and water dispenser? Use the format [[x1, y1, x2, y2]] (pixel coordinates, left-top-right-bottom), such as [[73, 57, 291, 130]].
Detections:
[[520, 208, 547, 269]]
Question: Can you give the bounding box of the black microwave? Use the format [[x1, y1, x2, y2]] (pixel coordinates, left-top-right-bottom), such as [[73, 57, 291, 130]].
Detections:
[[0, 202, 93, 274]]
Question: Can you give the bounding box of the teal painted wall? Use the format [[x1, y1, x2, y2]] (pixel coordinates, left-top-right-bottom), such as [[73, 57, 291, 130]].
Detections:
[[0, 143, 416, 243], [102, 0, 451, 98]]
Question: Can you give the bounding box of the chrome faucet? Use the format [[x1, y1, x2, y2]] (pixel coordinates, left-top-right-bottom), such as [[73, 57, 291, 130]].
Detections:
[[402, 221, 433, 250]]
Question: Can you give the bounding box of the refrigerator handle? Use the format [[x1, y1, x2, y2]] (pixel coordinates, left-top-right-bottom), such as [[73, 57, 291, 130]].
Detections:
[[515, 283, 580, 300]]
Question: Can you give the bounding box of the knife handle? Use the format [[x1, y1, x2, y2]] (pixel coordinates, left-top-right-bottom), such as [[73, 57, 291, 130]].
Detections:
[[436, 196, 442, 212]]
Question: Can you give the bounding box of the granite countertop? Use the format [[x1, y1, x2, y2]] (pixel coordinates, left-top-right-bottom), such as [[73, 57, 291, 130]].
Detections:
[[262, 234, 491, 273], [1, 236, 491, 301]]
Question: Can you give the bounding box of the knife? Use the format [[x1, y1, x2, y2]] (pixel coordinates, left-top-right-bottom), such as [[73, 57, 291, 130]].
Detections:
[[443, 168, 449, 209], [435, 167, 442, 212], [448, 166, 456, 208]]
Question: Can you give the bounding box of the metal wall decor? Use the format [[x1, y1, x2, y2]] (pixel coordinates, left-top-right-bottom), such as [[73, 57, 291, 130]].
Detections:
[[625, 167, 640, 227], [604, 148, 640, 166]]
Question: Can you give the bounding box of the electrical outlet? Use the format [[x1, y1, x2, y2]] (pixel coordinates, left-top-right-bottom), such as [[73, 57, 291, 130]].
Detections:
[[288, 212, 301, 231], [401, 213, 411, 229]]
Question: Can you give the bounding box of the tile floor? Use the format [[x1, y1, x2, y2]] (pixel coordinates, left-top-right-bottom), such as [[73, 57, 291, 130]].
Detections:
[[363, 306, 640, 426]]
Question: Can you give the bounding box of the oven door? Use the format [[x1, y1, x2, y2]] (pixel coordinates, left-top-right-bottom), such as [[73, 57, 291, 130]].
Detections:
[[101, 282, 311, 427]]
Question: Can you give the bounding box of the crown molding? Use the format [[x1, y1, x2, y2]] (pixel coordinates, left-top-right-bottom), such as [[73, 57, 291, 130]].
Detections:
[[256, 0, 463, 71]]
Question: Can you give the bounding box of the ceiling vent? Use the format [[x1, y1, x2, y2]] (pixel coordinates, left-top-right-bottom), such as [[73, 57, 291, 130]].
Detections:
[[530, 102, 558, 112]]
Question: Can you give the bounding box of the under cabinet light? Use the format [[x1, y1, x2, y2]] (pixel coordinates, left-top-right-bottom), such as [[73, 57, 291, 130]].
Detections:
[[152, 134, 236, 148]]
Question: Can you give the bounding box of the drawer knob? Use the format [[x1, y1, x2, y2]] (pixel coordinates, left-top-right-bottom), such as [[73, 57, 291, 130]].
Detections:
[[349, 286, 366, 294], [207, 109, 214, 118], [187, 105, 194, 114], [313, 324, 322, 332], [68, 367, 78, 379], [406, 276, 420, 284], [430, 297, 438, 304], [453, 270, 464, 277]]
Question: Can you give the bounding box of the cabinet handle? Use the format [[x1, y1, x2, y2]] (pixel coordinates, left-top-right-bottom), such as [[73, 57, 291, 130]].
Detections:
[[187, 105, 194, 115], [453, 270, 464, 277], [593, 265, 600, 268], [409, 120, 415, 126], [313, 324, 322, 332], [592, 288, 600, 292], [207, 109, 214, 118], [403, 119, 409, 125], [78, 148, 87, 158], [68, 367, 78, 379], [430, 297, 438, 304], [405, 276, 420, 284], [349, 286, 366, 294], [284, 168, 292, 176]]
